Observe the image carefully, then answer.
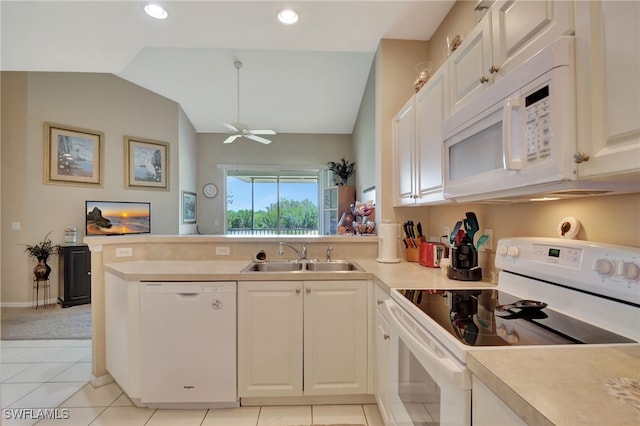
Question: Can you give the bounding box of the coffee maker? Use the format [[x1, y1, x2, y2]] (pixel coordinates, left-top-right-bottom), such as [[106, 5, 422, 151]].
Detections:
[[447, 212, 483, 281]]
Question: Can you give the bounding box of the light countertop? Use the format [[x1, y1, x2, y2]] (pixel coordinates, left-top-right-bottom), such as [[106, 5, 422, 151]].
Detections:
[[102, 259, 639, 425], [103, 258, 495, 290], [468, 345, 640, 426]]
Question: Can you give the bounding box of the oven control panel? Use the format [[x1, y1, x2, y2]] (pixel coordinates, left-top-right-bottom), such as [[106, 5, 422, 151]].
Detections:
[[496, 237, 640, 306]]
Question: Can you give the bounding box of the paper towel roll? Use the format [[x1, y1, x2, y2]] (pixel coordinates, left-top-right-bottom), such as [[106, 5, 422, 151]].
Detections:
[[376, 223, 401, 263]]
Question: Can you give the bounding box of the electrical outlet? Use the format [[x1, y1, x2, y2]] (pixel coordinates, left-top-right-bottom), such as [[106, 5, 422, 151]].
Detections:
[[216, 246, 230, 255], [115, 247, 133, 257], [484, 229, 493, 251]]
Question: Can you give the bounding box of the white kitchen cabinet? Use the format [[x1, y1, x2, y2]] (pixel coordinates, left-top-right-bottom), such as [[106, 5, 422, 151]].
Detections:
[[574, 1, 640, 179], [303, 281, 368, 395], [449, 0, 574, 113], [237, 280, 368, 398], [448, 13, 493, 113], [490, 0, 574, 79], [237, 281, 303, 397], [393, 65, 449, 206], [472, 376, 527, 426], [393, 96, 416, 205], [374, 284, 391, 425]]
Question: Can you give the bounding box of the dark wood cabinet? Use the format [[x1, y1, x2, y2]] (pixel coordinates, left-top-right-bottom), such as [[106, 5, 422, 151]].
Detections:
[[58, 244, 91, 307]]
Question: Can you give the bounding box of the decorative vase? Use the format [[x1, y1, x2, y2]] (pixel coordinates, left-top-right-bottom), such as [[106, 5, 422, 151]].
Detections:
[[33, 258, 51, 280]]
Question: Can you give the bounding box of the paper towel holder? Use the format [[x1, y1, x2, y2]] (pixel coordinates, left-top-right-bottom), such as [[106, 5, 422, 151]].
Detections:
[[376, 222, 401, 263]]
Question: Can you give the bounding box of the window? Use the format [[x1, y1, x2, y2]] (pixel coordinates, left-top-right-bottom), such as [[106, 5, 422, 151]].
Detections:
[[226, 168, 319, 235]]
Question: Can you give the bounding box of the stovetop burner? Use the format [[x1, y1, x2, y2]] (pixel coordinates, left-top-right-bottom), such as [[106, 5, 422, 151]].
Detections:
[[396, 289, 636, 347]]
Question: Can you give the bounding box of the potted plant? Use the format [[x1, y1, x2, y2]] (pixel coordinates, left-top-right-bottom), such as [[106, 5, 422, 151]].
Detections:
[[327, 157, 355, 186], [24, 231, 58, 280]]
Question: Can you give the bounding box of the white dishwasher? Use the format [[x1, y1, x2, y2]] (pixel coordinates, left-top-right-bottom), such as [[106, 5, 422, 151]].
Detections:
[[140, 281, 237, 407]]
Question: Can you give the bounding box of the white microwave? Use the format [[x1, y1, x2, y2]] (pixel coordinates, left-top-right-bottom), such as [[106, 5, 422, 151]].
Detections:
[[443, 37, 577, 201]]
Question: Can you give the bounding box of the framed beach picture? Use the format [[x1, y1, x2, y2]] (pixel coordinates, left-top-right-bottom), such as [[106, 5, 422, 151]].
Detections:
[[182, 191, 197, 224], [44, 122, 104, 186], [125, 136, 169, 190]]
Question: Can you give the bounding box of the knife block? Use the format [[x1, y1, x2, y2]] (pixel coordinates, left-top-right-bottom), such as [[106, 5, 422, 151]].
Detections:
[[405, 237, 426, 262]]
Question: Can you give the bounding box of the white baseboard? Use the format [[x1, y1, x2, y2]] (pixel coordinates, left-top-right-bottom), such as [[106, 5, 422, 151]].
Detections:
[[1, 298, 59, 308], [91, 373, 114, 388]]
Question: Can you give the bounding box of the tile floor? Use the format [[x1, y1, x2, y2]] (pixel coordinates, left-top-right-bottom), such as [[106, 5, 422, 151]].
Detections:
[[1, 340, 384, 426]]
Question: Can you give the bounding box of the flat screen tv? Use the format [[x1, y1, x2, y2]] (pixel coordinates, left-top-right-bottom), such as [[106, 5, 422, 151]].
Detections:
[[86, 201, 151, 236]]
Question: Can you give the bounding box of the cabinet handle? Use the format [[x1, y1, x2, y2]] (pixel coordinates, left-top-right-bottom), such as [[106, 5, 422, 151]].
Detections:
[[489, 65, 500, 74], [296, 288, 301, 294], [479, 76, 489, 84], [305, 288, 311, 294], [377, 300, 384, 305], [383, 334, 390, 340], [572, 152, 591, 164]]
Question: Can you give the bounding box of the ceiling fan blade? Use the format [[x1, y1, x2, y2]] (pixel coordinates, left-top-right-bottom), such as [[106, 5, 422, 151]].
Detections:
[[249, 130, 276, 135], [246, 134, 272, 145], [221, 122, 239, 132], [223, 135, 241, 144]]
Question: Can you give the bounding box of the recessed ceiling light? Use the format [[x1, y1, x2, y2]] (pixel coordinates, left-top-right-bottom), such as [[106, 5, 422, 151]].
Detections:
[[144, 4, 168, 20], [277, 9, 299, 25], [529, 197, 561, 202]]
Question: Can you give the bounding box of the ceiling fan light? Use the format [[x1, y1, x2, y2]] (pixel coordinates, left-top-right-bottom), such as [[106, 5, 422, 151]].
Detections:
[[144, 4, 168, 20], [277, 9, 299, 25]]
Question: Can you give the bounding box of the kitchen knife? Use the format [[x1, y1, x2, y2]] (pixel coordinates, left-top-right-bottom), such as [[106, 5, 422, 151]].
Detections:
[[416, 222, 423, 238], [450, 221, 463, 245]]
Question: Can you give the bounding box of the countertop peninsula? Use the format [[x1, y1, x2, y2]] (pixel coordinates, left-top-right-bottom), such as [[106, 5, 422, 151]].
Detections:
[[103, 258, 639, 425]]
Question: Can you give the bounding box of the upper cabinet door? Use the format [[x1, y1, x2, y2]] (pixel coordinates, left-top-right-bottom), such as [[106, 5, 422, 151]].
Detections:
[[491, 0, 574, 79], [449, 14, 493, 113], [415, 65, 449, 202], [450, 0, 574, 113], [393, 97, 417, 206], [574, 1, 640, 178]]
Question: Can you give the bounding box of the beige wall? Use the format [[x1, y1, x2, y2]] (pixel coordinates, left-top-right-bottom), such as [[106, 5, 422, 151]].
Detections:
[[1, 71, 192, 305], [353, 59, 376, 200], [376, 39, 430, 222], [196, 132, 353, 235], [178, 108, 198, 235]]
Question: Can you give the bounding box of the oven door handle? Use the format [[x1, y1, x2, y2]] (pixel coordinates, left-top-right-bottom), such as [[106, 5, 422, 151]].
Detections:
[[384, 300, 470, 389]]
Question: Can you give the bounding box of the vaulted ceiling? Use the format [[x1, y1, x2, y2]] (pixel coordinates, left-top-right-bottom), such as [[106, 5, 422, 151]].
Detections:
[[1, 1, 455, 134]]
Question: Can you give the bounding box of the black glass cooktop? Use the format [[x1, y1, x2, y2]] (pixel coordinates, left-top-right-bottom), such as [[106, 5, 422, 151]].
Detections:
[[397, 289, 636, 347]]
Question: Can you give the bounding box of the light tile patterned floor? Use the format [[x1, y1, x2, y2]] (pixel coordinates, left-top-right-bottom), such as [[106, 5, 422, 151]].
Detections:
[[1, 340, 384, 426]]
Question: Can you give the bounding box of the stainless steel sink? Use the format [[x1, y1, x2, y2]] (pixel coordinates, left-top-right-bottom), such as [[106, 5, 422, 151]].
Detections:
[[241, 261, 304, 272], [241, 260, 363, 273], [305, 260, 363, 272]]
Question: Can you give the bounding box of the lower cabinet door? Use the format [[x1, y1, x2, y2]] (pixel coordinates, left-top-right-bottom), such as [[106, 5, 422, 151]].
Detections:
[[238, 280, 368, 398], [237, 281, 304, 397], [303, 280, 368, 395]]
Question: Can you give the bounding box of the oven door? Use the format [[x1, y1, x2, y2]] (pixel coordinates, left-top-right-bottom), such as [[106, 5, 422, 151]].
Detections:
[[384, 299, 471, 426]]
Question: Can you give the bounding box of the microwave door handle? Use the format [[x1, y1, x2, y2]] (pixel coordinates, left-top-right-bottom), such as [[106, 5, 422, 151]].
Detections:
[[384, 300, 469, 388], [502, 97, 522, 171]]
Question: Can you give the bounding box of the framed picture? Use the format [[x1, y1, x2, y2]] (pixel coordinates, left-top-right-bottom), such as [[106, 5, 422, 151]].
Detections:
[[125, 136, 169, 190], [182, 191, 197, 224], [44, 122, 104, 186]]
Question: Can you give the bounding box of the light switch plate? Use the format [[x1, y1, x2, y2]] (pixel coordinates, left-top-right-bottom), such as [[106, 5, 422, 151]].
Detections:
[[216, 246, 230, 255], [116, 247, 133, 257]]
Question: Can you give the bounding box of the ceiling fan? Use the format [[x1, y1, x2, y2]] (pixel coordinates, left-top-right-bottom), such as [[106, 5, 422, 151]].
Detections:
[[222, 61, 276, 145]]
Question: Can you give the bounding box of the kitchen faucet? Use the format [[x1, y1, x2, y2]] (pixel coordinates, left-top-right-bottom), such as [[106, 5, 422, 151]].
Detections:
[[326, 246, 333, 262], [278, 242, 307, 260]]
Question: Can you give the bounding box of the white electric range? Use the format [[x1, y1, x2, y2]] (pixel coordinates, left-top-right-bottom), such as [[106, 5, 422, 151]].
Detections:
[[382, 237, 639, 426]]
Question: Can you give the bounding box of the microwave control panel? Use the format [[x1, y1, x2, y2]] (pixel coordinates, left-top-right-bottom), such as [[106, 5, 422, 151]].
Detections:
[[524, 85, 551, 163]]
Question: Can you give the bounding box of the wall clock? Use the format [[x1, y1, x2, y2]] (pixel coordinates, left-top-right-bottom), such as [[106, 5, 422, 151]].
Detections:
[[203, 183, 218, 198]]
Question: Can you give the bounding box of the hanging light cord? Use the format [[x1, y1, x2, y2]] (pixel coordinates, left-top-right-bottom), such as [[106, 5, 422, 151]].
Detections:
[[235, 61, 242, 124]]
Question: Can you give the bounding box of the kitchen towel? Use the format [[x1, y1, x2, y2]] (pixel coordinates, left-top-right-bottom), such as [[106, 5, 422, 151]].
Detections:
[[377, 222, 401, 263]]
